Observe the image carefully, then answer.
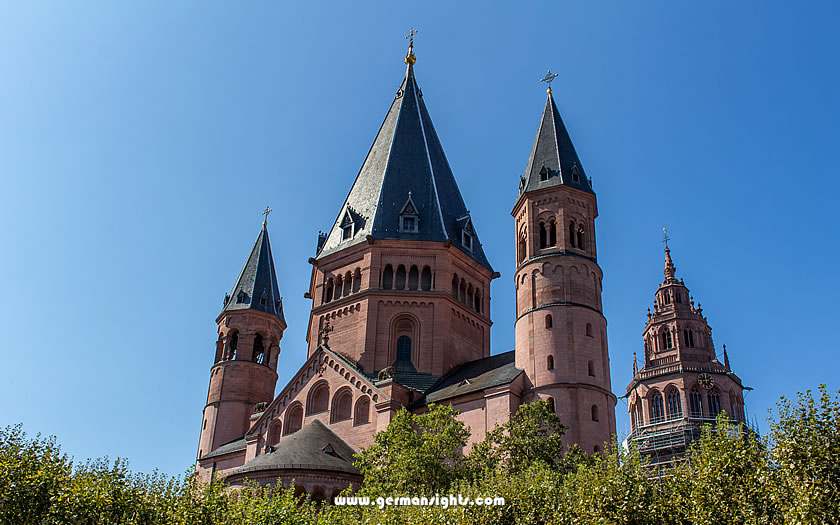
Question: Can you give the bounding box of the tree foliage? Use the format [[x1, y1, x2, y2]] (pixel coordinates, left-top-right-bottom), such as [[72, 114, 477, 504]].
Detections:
[[2, 387, 840, 524]]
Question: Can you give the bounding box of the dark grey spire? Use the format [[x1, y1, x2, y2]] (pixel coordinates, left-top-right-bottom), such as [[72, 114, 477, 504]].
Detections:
[[519, 92, 592, 197], [222, 223, 285, 324], [316, 62, 493, 271]]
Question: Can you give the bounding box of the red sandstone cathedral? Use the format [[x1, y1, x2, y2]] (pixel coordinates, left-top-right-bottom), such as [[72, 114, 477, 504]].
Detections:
[[195, 40, 748, 497]]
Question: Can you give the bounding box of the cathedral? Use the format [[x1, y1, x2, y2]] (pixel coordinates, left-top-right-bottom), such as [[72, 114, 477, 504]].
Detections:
[[194, 38, 747, 498]]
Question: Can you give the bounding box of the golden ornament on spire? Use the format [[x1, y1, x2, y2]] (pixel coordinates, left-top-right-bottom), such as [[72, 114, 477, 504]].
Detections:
[[404, 28, 418, 65]]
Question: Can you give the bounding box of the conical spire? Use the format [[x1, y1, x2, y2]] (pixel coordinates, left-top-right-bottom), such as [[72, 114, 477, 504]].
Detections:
[[222, 222, 286, 324], [519, 91, 592, 197], [662, 228, 677, 283], [316, 50, 492, 271]]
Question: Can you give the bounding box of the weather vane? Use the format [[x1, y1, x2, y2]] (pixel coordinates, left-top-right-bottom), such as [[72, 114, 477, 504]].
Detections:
[[662, 227, 670, 250], [540, 69, 559, 94], [262, 205, 272, 226], [404, 28, 418, 65]]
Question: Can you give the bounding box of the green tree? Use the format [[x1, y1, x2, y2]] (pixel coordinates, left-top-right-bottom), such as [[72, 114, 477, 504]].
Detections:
[[468, 399, 567, 476], [770, 385, 840, 524], [353, 404, 470, 493]]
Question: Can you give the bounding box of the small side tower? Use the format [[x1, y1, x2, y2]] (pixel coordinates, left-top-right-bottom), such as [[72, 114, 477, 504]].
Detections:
[[197, 218, 287, 460], [512, 80, 616, 452], [625, 235, 749, 467]]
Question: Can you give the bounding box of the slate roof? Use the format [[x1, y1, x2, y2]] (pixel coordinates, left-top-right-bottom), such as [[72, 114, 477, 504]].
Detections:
[[201, 436, 246, 460], [233, 420, 359, 475], [518, 92, 593, 198], [316, 62, 493, 271], [421, 351, 522, 404], [221, 223, 286, 323]]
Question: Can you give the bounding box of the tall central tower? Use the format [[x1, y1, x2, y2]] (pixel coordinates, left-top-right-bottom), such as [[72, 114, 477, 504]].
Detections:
[[512, 86, 616, 451]]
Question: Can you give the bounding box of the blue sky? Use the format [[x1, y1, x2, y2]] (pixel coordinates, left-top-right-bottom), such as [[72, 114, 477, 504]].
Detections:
[[1, 1, 838, 476]]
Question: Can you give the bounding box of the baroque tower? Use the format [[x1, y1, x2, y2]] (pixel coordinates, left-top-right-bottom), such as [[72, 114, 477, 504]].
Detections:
[[304, 40, 497, 379], [625, 238, 748, 466], [512, 83, 617, 452], [197, 220, 287, 460]]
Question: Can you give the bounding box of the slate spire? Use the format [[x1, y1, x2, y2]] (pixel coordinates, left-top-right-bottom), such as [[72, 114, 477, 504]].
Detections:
[[519, 91, 592, 197], [222, 222, 285, 323], [316, 55, 492, 271]]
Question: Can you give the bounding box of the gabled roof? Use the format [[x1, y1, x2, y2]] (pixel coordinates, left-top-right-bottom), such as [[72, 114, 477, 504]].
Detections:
[[232, 420, 359, 476], [316, 62, 493, 271], [518, 92, 593, 198], [221, 223, 286, 324], [201, 436, 246, 460], [420, 350, 521, 404]]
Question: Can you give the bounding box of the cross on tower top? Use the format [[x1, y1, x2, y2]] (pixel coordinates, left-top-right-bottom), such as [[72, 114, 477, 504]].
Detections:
[[262, 205, 272, 226], [662, 227, 670, 250], [404, 28, 418, 65], [540, 69, 559, 94]]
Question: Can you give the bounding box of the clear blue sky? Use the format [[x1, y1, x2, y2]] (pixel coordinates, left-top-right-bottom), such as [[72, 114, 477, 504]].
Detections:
[[1, 1, 838, 476]]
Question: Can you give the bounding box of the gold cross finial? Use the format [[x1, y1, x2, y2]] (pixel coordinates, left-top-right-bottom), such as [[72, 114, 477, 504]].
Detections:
[[404, 28, 418, 65], [262, 205, 272, 226], [662, 227, 670, 250], [540, 69, 559, 94]]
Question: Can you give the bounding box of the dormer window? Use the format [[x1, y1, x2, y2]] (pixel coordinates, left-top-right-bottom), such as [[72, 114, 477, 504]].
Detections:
[[236, 290, 248, 304], [539, 165, 549, 182], [462, 230, 474, 252], [339, 209, 356, 241], [459, 214, 476, 253], [571, 164, 581, 183], [399, 192, 419, 233], [259, 290, 267, 306]]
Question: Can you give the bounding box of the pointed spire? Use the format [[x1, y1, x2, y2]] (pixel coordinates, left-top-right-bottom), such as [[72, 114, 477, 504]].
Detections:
[[519, 87, 592, 197], [316, 40, 492, 271], [221, 221, 286, 324], [663, 228, 677, 282], [632, 352, 638, 375], [723, 344, 731, 369]]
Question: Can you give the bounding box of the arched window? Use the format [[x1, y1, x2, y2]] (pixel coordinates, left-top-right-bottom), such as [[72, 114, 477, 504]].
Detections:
[[569, 222, 576, 248], [549, 220, 557, 246], [632, 402, 642, 430], [689, 388, 703, 417], [408, 266, 419, 290], [586, 323, 593, 337], [228, 331, 238, 360], [539, 223, 547, 248], [334, 276, 343, 300], [588, 360, 595, 377], [343, 272, 352, 296], [676, 292, 682, 303], [354, 396, 371, 426], [284, 403, 303, 435], [383, 265, 393, 290], [396, 335, 412, 362], [577, 225, 585, 250], [667, 388, 682, 419], [518, 229, 526, 264], [353, 268, 361, 293], [324, 279, 333, 303], [395, 265, 406, 290], [268, 420, 282, 447], [421, 266, 432, 291], [547, 355, 554, 370], [253, 334, 265, 364], [594, 445, 601, 453], [451, 274, 459, 297], [708, 389, 722, 417], [459, 280, 466, 303], [331, 388, 353, 423], [591, 404, 599, 422], [467, 284, 473, 307], [307, 382, 330, 415], [547, 396, 555, 414], [545, 314, 553, 329], [650, 392, 665, 423], [474, 291, 481, 313]]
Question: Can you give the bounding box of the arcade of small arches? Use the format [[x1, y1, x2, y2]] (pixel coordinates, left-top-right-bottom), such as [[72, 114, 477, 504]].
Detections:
[[644, 325, 708, 352], [217, 330, 273, 366], [271, 380, 375, 442], [517, 218, 589, 265], [450, 273, 483, 314], [322, 267, 363, 304], [381, 264, 434, 293], [630, 385, 746, 431]]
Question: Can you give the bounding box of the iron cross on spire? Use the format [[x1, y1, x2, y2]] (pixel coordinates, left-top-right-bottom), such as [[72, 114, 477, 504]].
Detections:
[[404, 28, 419, 65], [662, 227, 670, 250], [540, 69, 559, 94], [405, 27, 419, 45], [262, 205, 272, 226]]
